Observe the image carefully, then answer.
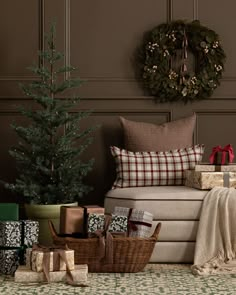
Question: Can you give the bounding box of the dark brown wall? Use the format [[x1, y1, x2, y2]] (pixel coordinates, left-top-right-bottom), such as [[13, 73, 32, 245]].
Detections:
[[0, 0, 236, 205]]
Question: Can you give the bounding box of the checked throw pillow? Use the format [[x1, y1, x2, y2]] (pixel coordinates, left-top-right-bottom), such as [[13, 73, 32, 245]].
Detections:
[[111, 145, 204, 188]]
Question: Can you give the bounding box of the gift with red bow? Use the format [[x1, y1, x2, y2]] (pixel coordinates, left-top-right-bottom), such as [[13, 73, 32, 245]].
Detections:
[[209, 144, 234, 165]]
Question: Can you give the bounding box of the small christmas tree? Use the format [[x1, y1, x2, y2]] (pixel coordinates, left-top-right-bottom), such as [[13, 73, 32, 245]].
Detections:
[[4, 24, 95, 204]]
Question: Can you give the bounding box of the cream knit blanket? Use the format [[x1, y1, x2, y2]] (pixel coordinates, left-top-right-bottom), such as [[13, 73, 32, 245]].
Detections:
[[191, 186, 236, 275]]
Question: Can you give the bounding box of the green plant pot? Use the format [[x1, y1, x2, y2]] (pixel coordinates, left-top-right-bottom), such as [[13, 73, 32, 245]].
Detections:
[[25, 202, 78, 245]]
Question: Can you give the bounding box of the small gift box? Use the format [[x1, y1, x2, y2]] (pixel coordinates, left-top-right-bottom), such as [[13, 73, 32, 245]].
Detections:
[[60, 206, 84, 235], [195, 163, 236, 172], [0, 220, 39, 247], [108, 215, 128, 234], [0, 203, 19, 221], [22, 220, 40, 247], [0, 248, 19, 275], [0, 221, 21, 247], [87, 213, 128, 235], [184, 170, 236, 189], [83, 205, 105, 237], [113, 207, 153, 238], [60, 205, 105, 237], [87, 213, 105, 233], [26, 246, 74, 272], [15, 264, 88, 284], [209, 144, 234, 165]]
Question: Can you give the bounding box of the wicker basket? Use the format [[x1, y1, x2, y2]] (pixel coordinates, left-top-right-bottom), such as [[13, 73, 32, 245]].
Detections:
[[48, 220, 161, 273]]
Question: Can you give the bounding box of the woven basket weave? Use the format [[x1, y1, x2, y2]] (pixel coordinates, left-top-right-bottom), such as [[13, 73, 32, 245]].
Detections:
[[48, 221, 161, 273]]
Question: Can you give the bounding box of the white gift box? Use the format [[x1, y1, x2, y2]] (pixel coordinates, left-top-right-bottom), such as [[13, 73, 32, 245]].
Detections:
[[113, 206, 153, 238]]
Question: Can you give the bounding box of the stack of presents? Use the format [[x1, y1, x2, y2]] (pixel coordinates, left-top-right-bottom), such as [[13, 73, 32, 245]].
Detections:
[[0, 202, 154, 284], [185, 144, 236, 189], [0, 203, 39, 275]]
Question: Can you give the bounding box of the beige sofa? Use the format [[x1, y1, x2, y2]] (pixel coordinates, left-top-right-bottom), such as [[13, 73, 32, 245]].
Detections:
[[104, 186, 208, 263]]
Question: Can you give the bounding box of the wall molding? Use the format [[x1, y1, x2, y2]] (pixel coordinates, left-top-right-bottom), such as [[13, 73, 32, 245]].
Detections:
[[194, 109, 236, 143], [167, 0, 173, 22], [0, 95, 236, 101], [193, 0, 199, 20], [39, 0, 45, 58], [89, 109, 172, 123]]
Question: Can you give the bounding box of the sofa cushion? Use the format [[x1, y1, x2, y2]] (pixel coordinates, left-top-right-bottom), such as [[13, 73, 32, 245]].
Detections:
[[151, 220, 199, 242], [150, 242, 195, 263], [105, 186, 208, 220], [110, 145, 204, 188], [120, 113, 196, 152]]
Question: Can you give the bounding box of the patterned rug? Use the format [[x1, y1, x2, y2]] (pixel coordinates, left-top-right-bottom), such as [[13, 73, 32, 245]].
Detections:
[[1, 264, 236, 295]]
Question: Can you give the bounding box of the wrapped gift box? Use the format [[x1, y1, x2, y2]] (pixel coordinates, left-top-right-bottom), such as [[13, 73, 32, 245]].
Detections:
[[26, 248, 74, 272], [0, 249, 19, 275], [15, 264, 88, 284], [113, 207, 153, 238], [108, 215, 128, 234], [0, 203, 19, 221], [60, 206, 84, 235], [87, 213, 105, 233], [0, 220, 39, 247], [87, 213, 128, 236], [0, 221, 21, 247], [195, 163, 236, 172], [184, 170, 236, 190], [22, 220, 39, 247], [83, 205, 105, 237], [209, 144, 234, 165], [60, 205, 105, 237]]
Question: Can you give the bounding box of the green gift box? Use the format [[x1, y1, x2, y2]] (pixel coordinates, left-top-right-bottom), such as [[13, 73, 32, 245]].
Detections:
[[0, 203, 19, 221]]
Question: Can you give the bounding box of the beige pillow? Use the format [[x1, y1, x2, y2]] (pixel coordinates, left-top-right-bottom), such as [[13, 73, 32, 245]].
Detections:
[[120, 113, 196, 152]]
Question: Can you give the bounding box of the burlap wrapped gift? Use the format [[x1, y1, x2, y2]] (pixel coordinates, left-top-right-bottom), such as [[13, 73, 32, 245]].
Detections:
[[26, 245, 74, 272], [184, 170, 236, 190], [15, 264, 88, 284], [195, 163, 236, 172]]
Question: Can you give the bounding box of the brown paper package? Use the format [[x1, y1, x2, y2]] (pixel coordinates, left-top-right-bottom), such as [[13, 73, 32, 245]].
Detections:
[[60, 206, 84, 235], [60, 205, 104, 236]]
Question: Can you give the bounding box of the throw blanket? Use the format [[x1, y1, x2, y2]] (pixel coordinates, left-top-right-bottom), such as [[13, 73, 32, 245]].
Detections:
[[191, 186, 236, 275]]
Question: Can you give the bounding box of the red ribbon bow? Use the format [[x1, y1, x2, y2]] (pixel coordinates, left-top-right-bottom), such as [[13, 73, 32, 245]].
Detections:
[[209, 144, 234, 165]]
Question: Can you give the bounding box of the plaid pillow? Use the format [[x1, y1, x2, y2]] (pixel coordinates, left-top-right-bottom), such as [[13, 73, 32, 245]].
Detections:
[[111, 145, 204, 188]]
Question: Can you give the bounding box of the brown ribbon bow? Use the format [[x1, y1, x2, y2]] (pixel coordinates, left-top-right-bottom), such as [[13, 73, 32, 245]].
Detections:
[[91, 214, 114, 265]]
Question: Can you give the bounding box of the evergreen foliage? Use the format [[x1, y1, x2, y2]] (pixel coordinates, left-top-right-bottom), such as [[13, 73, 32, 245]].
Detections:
[[4, 24, 95, 204], [138, 20, 226, 103]]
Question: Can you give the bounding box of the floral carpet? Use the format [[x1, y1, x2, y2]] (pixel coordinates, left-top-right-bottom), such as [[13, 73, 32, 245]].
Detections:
[[1, 264, 236, 295]]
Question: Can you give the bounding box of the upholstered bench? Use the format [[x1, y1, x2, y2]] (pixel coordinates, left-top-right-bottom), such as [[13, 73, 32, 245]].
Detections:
[[104, 186, 208, 263]]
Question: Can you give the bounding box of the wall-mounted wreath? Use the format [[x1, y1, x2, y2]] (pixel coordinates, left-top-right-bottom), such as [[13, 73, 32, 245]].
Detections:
[[138, 20, 226, 103]]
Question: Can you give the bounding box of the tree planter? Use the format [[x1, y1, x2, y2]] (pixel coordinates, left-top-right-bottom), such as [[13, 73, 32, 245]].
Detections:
[[25, 203, 77, 245]]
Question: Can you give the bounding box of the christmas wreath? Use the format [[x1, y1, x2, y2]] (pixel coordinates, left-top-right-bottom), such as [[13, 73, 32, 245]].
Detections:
[[138, 20, 226, 103]]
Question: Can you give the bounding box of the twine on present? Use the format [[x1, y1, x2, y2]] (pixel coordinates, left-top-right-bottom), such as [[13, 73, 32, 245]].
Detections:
[[180, 29, 188, 85]]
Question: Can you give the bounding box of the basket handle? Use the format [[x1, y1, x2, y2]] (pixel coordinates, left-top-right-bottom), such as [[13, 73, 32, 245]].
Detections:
[[151, 222, 162, 240], [48, 220, 58, 239]]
